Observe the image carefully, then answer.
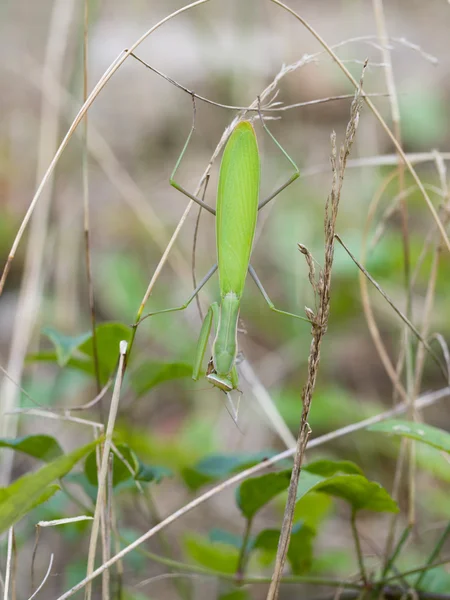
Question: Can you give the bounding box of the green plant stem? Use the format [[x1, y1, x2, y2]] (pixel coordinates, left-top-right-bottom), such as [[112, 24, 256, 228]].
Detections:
[[381, 525, 411, 580], [132, 542, 362, 589], [415, 522, 450, 589], [383, 555, 450, 584], [351, 511, 368, 586], [236, 518, 253, 580]]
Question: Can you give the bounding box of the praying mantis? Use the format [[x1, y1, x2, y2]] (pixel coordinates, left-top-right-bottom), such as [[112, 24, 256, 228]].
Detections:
[[140, 100, 309, 401]]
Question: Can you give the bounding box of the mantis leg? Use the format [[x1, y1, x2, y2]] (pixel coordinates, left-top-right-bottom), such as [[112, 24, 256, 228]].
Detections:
[[257, 100, 300, 211], [192, 302, 218, 381], [138, 263, 218, 324], [169, 96, 216, 216], [248, 265, 310, 323]]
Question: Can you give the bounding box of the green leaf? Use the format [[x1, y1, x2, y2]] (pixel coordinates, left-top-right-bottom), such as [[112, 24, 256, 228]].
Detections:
[[184, 534, 239, 574], [22, 484, 60, 513], [294, 492, 332, 529], [314, 475, 398, 513], [369, 419, 450, 453], [135, 462, 173, 483], [236, 470, 291, 520], [42, 328, 91, 367], [296, 472, 398, 514], [84, 444, 138, 488], [131, 361, 192, 397], [305, 459, 363, 477], [253, 522, 315, 574], [32, 322, 131, 384], [0, 435, 63, 462], [26, 352, 93, 377], [296, 471, 326, 501], [78, 322, 132, 385], [0, 439, 98, 533], [183, 451, 275, 491], [416, 566, 450, 593]]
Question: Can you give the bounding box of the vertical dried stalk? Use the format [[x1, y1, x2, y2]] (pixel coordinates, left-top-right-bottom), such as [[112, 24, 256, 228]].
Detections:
[[0, 0, 76, 486], [82, 0, 101, 396], [85, 342, 127, 600], [266, 65, 366, 600]]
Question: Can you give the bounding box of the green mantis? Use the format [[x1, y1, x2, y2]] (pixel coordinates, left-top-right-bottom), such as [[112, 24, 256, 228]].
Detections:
[[140, 100, 308, 401]]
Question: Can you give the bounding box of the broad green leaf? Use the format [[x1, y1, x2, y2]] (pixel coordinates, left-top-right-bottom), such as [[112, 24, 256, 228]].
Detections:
[[416, 566, 450, 593], [183, 451, 275, 491], [184, 534, 239, 574], [305, 459, 363, 477], [78, 322, 132, 385], [293, 491, 332, 528], [314, 475, 398, 513], [85, 444, 138, 488], [26, 352, 93, 377], [296, 471, 326, 501], [0, 435, 63, 462], [296, 472, 398, 514], [42, 328, 91, 366], [416, 444, 450, 483], [131, 361, 192, 397], [236, 470, 291, 520], [135, 462, 173, 483], [31, 322, 131, 384], [0, 439, 98, 533], [20, 484, 60, 513], [253, 522, 315, 574], [369, 419, 450, 453]]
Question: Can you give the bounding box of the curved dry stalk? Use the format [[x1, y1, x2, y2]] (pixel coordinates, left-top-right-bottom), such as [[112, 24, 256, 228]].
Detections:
[[359, 169, 409, 403], [27, 554, 54, 600], [269, 0, 450, 256], [0, 0, 211, 296], [85, 341, 127, 600], [335, 234, 447, 380], [53, 384, 450, 600]]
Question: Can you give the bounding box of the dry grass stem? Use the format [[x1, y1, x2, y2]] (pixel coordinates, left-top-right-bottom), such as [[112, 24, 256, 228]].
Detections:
[[0, 0, 211, 296], [335, 235, 446, 380], [84, 342, 127, 600], [238, 359, 296, 449], [53, 383, 450, 600], [27, 554, 54, 600], [271, 0, 450, 255], [266, 64, 366, 600]]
